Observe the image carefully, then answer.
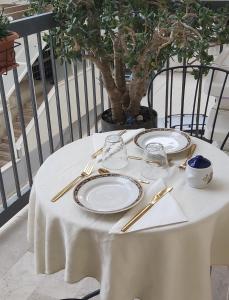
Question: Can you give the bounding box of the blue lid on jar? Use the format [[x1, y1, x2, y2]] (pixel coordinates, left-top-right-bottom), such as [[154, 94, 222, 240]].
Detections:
[[188, 155, 211, 169]]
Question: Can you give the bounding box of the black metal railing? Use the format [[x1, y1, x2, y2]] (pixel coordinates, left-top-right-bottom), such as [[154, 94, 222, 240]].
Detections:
[[148, 64, 229, 144], [0, 12, 108, 227]]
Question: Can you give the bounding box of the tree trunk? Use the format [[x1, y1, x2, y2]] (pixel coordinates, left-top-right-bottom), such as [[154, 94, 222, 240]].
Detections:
[[108, 89, 124, 122], [128, 77, 147, 116], [99, 61, 125, 122], [121, 89, 130, 109]]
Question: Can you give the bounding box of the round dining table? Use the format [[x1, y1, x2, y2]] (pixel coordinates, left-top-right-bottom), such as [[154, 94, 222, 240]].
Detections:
[[28, 129, 229, 300]]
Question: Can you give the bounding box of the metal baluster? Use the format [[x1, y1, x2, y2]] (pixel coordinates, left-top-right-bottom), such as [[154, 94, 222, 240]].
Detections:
[[91, 63, 98, 133], [180, 60, 187, 130], [24, 36, 43, 165], [220, 131, 229, 150], [82, 57, 90, 136], [164, 60, 170, 128], [190, 68, 200, 136], [63, 58, 74, 142], [195, 67, 203, 138], [201, 68, 215, 138], [0, 76, 21, 198], [72, 60, 82, 139], [100, 73, 104, 113], [220, 44, 223, 53], [0, 169, 7, 210], [13, 68, 33, 186], [210, 73, 228, 142], [148, 88, 152, 109], [49, 34, 64, 147], [37, 33, 54, 153], [147, 71, 157, 111], [169, 69, 174, 128]]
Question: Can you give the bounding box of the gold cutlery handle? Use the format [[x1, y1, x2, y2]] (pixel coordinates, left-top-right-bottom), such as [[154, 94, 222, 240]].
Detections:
[[121, 187, 173, 232], [91, 148, 103, 159], [121, 203, 153, 232], [51, 175, 82, 202], [128, 155, 142, 160]]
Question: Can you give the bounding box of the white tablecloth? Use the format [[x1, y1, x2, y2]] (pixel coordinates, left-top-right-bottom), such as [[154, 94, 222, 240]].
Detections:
[[28, 131, 229, 300]]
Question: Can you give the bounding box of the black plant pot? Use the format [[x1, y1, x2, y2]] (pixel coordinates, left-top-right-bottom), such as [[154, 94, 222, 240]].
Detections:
[[101, 106, 157, 132]]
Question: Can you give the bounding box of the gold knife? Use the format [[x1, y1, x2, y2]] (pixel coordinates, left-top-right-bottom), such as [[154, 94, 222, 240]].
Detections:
[[121, 186, 173, 232]]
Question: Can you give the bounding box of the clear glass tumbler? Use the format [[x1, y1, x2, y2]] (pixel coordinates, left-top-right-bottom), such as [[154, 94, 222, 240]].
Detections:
[[102, 134, 128, 170], [141, 143, 168, 180]]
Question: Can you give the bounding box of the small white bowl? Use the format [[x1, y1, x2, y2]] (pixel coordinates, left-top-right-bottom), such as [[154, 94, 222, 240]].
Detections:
[[185, 161, 213, 189]]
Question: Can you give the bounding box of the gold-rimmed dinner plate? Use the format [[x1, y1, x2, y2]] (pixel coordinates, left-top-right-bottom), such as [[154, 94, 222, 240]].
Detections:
[[134, 128, 191, 154], [73, 174, 143, 214]]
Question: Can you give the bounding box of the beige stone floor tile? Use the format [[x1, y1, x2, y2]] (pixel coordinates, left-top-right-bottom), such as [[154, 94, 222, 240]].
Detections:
[[0, 213, 29, 277], [212, 266, 229, 300], [0, 230, 100, 300], [27, 291, 58, 300], [70, 278, 100, 299], [33, 272, 100, 300], [0, 252, 44, 300]]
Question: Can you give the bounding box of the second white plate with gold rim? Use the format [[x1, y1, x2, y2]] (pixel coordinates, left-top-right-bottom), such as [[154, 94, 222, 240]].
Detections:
[[73, 174, 143, 214], [134, 128, 191, 154]]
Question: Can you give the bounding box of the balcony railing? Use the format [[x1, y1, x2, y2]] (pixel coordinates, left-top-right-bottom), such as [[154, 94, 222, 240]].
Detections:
[[0, 12, 109, 227]]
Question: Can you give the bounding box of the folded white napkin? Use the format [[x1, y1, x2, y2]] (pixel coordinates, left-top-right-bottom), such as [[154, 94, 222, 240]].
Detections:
[[110, 179, 188, 234], [92, 128, 145, 162]]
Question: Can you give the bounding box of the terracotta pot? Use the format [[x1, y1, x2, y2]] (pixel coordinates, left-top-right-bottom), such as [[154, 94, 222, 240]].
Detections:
[[0, 31, 19, 75], [101, 106, 158, 132]]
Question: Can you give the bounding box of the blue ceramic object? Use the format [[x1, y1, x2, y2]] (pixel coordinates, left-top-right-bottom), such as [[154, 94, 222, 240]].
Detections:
[[188, 155, 211, 169]]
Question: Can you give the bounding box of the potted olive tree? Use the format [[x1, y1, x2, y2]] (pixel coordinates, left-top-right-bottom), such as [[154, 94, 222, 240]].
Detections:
[[0, 10, 19, 75], [31, 0, 229, 131]]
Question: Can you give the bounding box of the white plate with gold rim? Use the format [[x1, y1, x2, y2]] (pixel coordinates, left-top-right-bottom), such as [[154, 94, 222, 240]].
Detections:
[[73, 174, 143, 214], [134, 128, 191, 154]]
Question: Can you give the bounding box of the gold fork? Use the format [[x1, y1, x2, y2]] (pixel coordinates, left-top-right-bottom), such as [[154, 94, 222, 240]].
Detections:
[[51, 160, 95, 202], [91, 129, 127, 159]]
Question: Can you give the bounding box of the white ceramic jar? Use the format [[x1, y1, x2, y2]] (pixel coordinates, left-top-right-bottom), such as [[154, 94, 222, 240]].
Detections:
[[185, 155, 213, 189]]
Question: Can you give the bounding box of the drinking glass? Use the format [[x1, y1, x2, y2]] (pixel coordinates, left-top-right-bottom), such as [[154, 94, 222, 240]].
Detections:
[[102, 134, 128, 170], [141, 143, 168, 180]]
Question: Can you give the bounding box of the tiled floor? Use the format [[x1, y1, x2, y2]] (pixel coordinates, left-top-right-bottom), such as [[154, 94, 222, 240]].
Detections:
[[0, 206, 229, 300], [0, 207, 100, 300]]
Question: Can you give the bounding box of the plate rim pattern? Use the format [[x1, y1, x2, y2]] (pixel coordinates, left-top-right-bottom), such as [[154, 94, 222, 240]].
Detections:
[[134, 128, 191, 154], [73, 173, 144, 214]]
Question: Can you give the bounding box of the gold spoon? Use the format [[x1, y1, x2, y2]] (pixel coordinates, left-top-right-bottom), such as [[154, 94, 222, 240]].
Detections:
[[98, 168, 110, 174], [128, 155, 142, 160], [97, 168, 150, 184]]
